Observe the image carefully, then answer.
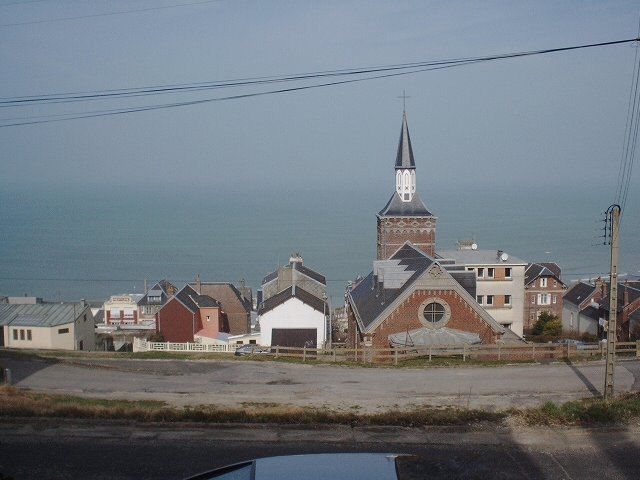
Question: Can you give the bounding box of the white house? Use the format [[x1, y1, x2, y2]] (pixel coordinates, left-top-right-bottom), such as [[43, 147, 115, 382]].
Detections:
[[439, 243, 527, 337], [257, 286, 327, 348], [0, 301, 95, 351]]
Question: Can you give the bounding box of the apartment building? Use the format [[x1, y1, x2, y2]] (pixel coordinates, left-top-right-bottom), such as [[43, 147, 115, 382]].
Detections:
[[439, 243, 526, 337]]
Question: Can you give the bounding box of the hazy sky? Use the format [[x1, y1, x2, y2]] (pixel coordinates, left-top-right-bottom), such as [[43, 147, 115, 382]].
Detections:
[[1, 0, 639, 194]]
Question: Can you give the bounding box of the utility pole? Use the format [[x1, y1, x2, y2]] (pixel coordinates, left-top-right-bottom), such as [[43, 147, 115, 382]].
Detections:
[[604, 204, 621, 400]]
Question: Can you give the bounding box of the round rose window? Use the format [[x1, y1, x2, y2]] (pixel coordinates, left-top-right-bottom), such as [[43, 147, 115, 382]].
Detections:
[[422, 302, 446, 323]]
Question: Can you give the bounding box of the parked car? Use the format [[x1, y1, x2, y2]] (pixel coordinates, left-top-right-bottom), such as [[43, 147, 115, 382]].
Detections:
[[185, 453, 417, 479], [234, 344, 269, 356], [556, 339, 591, 350]]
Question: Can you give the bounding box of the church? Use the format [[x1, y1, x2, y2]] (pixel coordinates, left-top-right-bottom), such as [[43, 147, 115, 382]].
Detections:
[[346, 111, 515, 348]]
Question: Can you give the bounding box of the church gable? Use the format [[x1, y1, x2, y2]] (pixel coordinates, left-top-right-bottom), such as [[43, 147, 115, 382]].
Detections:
[[374, 289, 502, 347], [363, 261, 504, 337]]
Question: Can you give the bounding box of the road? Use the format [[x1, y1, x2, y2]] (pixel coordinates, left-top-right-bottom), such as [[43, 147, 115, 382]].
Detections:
[[1, 419, 640, 479], [2, 354, 639, 410]]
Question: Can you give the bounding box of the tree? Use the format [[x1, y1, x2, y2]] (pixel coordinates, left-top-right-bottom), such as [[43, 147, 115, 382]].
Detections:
[[542, 318, 562, 337], [532, 311, 561, 338]]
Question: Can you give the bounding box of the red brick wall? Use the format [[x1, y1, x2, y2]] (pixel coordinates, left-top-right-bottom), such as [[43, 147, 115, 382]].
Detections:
[[156, 298, 202, 342], [348, 289, 500, 348], [524, 276, 566, 331], [377, 216, 436, 259]]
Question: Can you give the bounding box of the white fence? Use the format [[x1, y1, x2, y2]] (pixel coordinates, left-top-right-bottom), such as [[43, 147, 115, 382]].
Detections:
[[134, 338, 235, 353]]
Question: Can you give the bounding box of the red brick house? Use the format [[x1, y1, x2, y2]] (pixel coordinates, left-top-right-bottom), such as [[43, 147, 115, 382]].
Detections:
[[346, 243, 511, 349], [523, 262, 567, 332], [156, 285, 229, 343], [599, 281, 640, 341], [189, 280, 252, 335]]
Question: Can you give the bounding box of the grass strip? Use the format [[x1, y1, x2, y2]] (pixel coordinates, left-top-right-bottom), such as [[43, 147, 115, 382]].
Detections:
[[2, 386, 640, 427], [1, 348, 592, 368]]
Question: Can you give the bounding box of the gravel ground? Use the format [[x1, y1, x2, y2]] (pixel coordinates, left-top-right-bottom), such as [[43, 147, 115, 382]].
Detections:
[[1, 355, 638, 412]]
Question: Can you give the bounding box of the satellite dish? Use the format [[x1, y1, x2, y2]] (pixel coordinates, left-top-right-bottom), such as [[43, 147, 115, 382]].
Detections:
[[501, 252, 509, 262], [471, 243, 478, 250]]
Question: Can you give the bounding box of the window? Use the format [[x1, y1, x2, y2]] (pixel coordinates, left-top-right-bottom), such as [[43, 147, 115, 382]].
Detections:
[[477, 295, 484, 305], [487, 268, 495, 278], [504, 295, 511, 306], [467, 267, 474, 272], [423, 302, 446, 323], [236, 340, 243, 345], [477, 268, 485, 278], [27, 330, 32, 340], [58, 328, 69, 334], [537, 293, 551, 305], [206, 315, 211, 322], [553, 295, 557, 304], [20, 329, 25, 340], [505, 267, 512, 278], [83, 314, 87, 322], [553, 280, 557, 287], [540, 278, 548, 288], [486, 295, 494, 306], [531, 296, 535, 304], [13, 329, 18, 340], [249, 340, 257, 344], [570, 312, 574, 327]]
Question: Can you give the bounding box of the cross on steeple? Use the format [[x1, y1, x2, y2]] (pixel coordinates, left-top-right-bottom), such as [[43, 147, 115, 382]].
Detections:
[[397, 90, 410, 112]]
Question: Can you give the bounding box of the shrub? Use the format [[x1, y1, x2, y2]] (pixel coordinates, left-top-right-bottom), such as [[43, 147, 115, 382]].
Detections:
[[148, 332, 165, 342], [542, 319, 562, 337]]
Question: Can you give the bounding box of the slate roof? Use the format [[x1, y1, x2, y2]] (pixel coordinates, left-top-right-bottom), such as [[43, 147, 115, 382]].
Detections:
[[600, 284, 640, 312], [378, 191, 433, 217], [258, 285, 327, 315], [349, 243, 434, 330], [190, 282, 252, 314], [295, 264, 326, 284], [564, 282, 597, 306], [580, 305, 600, 321], [262, 262, 326, 286], [138, 279, 176, 306], [438, 249, 527, 266], [395, 111, 416, 169], [524, 263, 565, 287], [0, 303, 88, 327], [172, 285, 220, 313], [539, 262, 561, 277]]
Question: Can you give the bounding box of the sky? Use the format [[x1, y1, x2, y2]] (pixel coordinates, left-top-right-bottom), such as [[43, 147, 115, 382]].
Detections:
[[1, 0, 639, 194]]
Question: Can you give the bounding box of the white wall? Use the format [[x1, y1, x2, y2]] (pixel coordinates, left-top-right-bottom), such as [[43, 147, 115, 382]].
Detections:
[[562, 304, 598, 336], [476, 265, 525, 337], [259, 298, 326, 347], [2, 306, 95, 351]]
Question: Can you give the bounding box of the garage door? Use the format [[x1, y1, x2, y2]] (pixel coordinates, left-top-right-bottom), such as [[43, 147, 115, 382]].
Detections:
[[271, 328, 317, 348]]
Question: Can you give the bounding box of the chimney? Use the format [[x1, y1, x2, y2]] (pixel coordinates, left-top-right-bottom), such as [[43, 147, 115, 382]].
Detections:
[[81, 299, 86, 307], [195, 274, 201, 294]]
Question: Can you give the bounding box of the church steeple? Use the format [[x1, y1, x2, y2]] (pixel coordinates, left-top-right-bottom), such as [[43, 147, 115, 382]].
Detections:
[[395, 112, 417, 202], [395, 111, 416, 169], [377, 109, 437, 260]]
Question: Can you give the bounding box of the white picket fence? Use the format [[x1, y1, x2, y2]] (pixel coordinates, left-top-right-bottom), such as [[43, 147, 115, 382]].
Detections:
[[134, 338, 235, 353]]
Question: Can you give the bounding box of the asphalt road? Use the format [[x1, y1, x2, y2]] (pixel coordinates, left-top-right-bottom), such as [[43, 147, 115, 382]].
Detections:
[[2, 355, 639, 410], [1, 420, 639, 479]]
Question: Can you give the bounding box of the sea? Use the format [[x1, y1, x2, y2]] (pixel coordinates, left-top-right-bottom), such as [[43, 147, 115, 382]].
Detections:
[[0, 184, 638, 307]]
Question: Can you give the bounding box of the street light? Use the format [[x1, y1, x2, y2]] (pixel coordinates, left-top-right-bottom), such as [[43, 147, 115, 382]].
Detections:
[[323, 292, 330, 349]]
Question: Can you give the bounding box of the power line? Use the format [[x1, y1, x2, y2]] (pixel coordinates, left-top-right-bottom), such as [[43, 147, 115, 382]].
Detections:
[[1, 37, 638, 128], [0, 0, 220, 27], [2, 37, 637, 108]]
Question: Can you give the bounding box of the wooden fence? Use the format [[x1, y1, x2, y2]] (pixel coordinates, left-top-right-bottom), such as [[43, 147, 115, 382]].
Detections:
[[134, 338, 640, 364]]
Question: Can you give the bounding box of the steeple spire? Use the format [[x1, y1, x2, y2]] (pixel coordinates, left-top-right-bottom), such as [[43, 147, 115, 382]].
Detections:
[[395, 111, 416, 169]]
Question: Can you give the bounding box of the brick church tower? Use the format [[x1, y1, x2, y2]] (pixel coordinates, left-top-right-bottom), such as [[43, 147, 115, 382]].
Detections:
[[376, 111, 437, 259]]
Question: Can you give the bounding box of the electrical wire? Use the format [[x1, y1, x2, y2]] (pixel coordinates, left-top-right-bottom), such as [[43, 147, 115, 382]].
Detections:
[[0, 0, 220, 27], [1, 38, 638, 128]]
